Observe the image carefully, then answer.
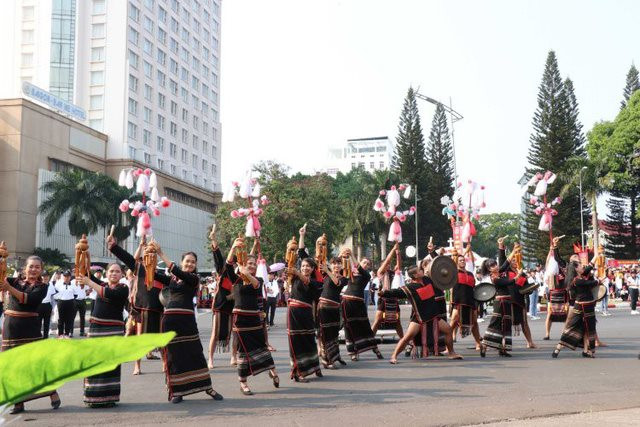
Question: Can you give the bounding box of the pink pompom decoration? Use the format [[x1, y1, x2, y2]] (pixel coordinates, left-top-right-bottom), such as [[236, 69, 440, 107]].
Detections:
[[457, 182, 462, 188], [399, 214, 407, 222], [232, 181, 239, 187], [230, 210, 239, 218], [481, 185, 485, 190], [133, 168, 142, 177], [530, 196, 538, 204], [131, 209, 139, 217], [399, 184, 406, 191], [119, 202, 129, 212], [153, 209, 160, 216], [409, 206, 416, 213], [534, 207, 542, 215], [384, 211, 392, 219], [379, 190, 386, 196], [141, 212, 151, 229], [390, 185, 396, 190], [160, 197, 170, 208], [144, 168, 151, 176]]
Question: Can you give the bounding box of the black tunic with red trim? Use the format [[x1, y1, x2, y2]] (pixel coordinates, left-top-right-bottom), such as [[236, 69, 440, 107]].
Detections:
[[1, 278, 47, 351], [453, 270, 476, 308], [380, 280, 438, 324]]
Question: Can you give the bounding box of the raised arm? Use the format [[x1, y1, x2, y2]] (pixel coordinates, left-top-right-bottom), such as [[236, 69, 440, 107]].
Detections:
[[377, 243, 398, 276]]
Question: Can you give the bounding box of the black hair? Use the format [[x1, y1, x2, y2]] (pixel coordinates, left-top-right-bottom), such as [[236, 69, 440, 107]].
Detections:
[[182, 251, 198, 262], [301, 257, 318, 271], [480, 258, 497, 276], [329, 256, 341, 264], [407, 265, 421, 280]]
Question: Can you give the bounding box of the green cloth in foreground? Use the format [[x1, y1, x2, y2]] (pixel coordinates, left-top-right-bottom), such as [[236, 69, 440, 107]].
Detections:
[[0, 332, 175, 405]]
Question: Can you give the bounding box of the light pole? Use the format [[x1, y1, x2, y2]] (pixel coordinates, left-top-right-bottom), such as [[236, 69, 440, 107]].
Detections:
[[579, 166, 587, 248], [414, 184, 420, 266]]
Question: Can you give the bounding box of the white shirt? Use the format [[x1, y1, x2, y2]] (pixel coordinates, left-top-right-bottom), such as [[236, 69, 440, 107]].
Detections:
[[42, 283, 57, 304], [72, 279, 88, 300], [54, 280, 77, 300], [629, 276, 639, 289], [266, 280, 280, 298]]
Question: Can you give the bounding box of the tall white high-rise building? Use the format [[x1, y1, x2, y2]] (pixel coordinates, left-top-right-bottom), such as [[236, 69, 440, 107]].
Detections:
[[0, 0, 222, 192], [323, 136, 394, 177]]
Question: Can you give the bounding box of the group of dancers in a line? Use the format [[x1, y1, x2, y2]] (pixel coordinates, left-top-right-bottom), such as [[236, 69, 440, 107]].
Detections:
[[1, 226, 606, 415]]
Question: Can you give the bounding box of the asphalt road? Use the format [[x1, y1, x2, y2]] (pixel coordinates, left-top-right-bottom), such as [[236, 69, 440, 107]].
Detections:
[[5, 305, 640, 426]]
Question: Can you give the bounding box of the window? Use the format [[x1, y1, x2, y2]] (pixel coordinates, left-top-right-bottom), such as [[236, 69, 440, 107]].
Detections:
[[128, 121, 138, 140], [202, 159, 208, 172], [379, 162, 385, 169], [182, 169, 188, 180], [191, 76, 199, 92], [143, 107, 152, 123], [203, 10, 210, 23], [192, 135, 199, 149], [169, 37, 179, 54], [370, 162, 375, 169], [193, 174, 198, 185], [181, 47, 189, 62], [181, 149, 188, 163], [92, 23, 106, 38], [144, 84, 152, 100], [157, 48, 166, 65], [157, 136, 165, 152], [128, 26, 139, 45], [181, 28, 190, 44], [192, 95, 199, 110], [169, 59, 178, 75], [212, 127, 218, 141], [143, 38, 153, 55], [212, 72, 218, 87], [171, 18, 179, 33], [169, 79, 178, 95], [158, 6, 167, 23], [192, 115, 199, 130], [157, 158, 165, 170], [203, 121, 209, 136], [202, 140, 208, 153], [128, 98, 138, 116], [181, 129, 188, 143], [129, 74, 138, 92], [192, 39, 200, 56], [129, 3, 140, 21], [192, 18, 200, 35], [90, 95, 103, 110], [21, 53, 33, 67], [144, 152, 152, 164], [212, 109, 218, 121], [90, 71, 104, 85], [192, 154, 198, 168], [182, 108, 188, 123], [212, 1, 220, 17], [171, 0, 179, 12], [129, 146, 137, 159], [91, 47, 104, 61], [202, 102, 208, 117], [203, 46, 210, 61], [181, 87, 189, 103], [170, 121, 177, 137], [144, 0, 155, 11], [128, 49, 139, 68], [143, 129, 152, 145], [158, 27, 167, 45], [143, 16, 154, 34], [157, 114, 166, 131], [22, 30, 34, 44], [211, 164, 217, 175], [93, 0, 106, 14], [170, 101, 178, 116], [211, 145, 217, 157], [182, 7, 191, 23], [212, 37, 219, 50], [171, 164, 177, 175], [157, 70, 166, 87], [143, 60, 153, 78], [89, 119, 103, 130], [169, 143, 177, 158], [22, 6, 34, 21]]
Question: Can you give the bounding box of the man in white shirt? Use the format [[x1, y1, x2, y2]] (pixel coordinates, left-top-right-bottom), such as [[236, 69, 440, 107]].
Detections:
[[629, 270, 639, 315], [54, 270, 77, 337], [264, 271, 280, 327], [37, 271, 57, 338], [72, 275, 90, 336]]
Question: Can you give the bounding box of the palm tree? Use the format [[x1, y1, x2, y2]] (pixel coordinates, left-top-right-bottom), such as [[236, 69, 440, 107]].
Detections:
[[559, 156, 610, 253], [39, 169, 134, 239]]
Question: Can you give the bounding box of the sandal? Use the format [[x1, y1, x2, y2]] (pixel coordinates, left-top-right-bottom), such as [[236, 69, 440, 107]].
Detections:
[[351, 355, 359, 362], [582, 351, 595, 358], [389, 358, 397, 365], [293, 375, 309, 383], [552, 349, 560, 359], [543, 336, 550, 340], [315, 370, 323, 378], [374, 349, 384, 360], [206, 389, 224, 400], [480, 345, 486, 358], [10, 404, 25, 414], [269, 371, 280, 388], [171, 396, 183, 404], [337, 358, 347, 366], [240, 382, 253, 396], [499, 350, 512, 357]]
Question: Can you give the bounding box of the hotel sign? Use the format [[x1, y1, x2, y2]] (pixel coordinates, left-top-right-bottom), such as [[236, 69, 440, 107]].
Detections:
[[22, 81, 86, 121]]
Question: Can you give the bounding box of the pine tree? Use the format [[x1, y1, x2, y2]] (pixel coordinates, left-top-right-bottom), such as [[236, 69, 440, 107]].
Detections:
[[621, 64, 640, 109], [392, 87, 430, 259], [521, 51, 586, 262], [605, 193, 631, 258], [424, 103, 455, 247]]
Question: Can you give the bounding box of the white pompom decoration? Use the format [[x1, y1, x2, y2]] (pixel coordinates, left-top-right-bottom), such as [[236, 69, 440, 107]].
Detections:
[[150, 187, 160, 202], [149, 172, 157, 188], [118, 170, 126, 186], [125, 171, 134, 189]]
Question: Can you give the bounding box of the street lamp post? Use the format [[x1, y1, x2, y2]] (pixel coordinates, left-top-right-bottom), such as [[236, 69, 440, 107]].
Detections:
[[414, 184, 420, 266], [579, 166, 587, 248]]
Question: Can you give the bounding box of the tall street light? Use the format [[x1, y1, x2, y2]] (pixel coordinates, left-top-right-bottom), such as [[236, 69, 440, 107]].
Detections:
[[579, 166, 587, 248]]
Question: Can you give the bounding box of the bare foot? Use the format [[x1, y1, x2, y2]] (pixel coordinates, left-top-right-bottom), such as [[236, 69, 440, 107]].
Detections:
[[389, 358, 398, 364], [596, 341, 608, 347], [133, 369, 141, 375], [268, 345, 277, 352], [230, 357, 237, 366], [527, 343, 538, 349], [207, 359, 214, 369], [448, 353, 464, 360]]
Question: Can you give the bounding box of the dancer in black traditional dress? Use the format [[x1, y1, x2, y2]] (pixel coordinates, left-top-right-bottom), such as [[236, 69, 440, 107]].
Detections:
[[371, 243, 404, 340], [341, 249, 383, 361], [1, 256, 61, 414], [449, 254, 482, 350], [79, 263, 129, 408], [286, 258, 323, 382], [317, 256, 348, 369], [207, 228, 233, 369]]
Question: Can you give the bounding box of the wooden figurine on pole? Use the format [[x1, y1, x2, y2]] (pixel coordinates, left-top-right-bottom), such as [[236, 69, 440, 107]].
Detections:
[[0, 241, 8, 283], [74, 234, 91, 278]]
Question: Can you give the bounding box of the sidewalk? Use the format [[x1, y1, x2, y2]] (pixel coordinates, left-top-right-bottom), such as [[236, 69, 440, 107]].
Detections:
[[468, 406, 640, 426]]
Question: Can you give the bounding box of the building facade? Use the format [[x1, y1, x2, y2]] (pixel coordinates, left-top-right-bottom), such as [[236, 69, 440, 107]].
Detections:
[[324, 136, 393, 177], [0, 0, 222, 193], [0, 98, 217, 270]]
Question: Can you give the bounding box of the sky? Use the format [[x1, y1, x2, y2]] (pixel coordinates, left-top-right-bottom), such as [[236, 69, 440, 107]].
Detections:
[[220, 0, 639, 214]]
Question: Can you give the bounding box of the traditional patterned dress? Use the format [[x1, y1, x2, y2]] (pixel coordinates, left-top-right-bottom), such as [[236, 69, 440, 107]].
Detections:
[[452, 270, 476, 338], [376, 271, 401, 330], [159, 264, 214, 400], [549, 247, 569, 322], [83, 276, 129, 407], [1, 278, 56, 403], [482, 276, 514, 352], [110, 245, 163, 335], [287, 277, 322, 379], [341, 266, 378, 356], [317, 275, 347, 366], [559, 275, 598, 351], [499, 249, 528, 335], [381, 278, 440, 358], [233, 277, 275, 380], [211, 249, 234, 353]]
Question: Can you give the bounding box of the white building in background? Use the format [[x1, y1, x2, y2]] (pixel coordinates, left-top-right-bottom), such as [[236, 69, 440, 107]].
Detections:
[[324, 136, 394, 177], [0, 0, 221, 192]]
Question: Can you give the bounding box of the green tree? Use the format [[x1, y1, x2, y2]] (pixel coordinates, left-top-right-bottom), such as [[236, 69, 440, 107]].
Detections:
[[472, 213, 521, 259], [621, 64, 640, 110], [425, 103, 455, 246], [392, 87, 430, 259], [33, 247, 71, 268], [522, 51, 586, 262], [39, 169, 134, 239], [605, 193, 630, 258], [587, 91, 640, 259]]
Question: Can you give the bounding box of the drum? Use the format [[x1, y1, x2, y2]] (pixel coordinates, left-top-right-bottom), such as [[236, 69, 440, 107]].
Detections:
[[519, 282, 540, 295], [426, 256, 457, 291], [592, 283, 607, 302], [159, 287, 171, 307], [474, 282, 496, 302]]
